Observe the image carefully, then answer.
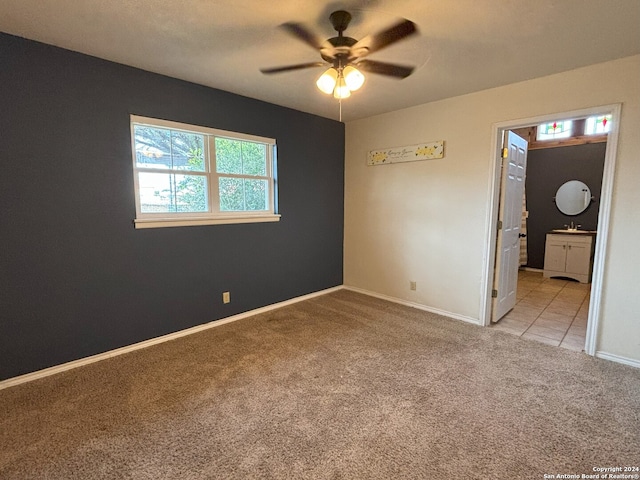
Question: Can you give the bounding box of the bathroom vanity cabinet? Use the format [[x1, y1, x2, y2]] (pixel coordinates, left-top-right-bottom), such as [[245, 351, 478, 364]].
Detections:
[[543, 233, 595, 283]]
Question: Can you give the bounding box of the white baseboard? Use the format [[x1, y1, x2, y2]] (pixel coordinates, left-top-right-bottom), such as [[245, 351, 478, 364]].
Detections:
[[343, 285, 480, 326], [344, 288, 639, 369], [595, 351, 640, 369], [0, 286, 344, 391], [520, 267, 543, 272], [5, 285, 634, 391]]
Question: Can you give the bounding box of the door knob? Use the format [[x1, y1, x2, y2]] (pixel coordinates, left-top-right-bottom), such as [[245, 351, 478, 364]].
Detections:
[[518, 233, 527, 238]]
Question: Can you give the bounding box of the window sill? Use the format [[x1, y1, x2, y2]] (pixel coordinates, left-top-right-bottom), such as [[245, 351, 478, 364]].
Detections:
[[134, 214, 281, 229]]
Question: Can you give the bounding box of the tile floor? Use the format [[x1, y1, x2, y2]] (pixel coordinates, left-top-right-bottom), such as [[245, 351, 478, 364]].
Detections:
[[491, 270, 590, 351]]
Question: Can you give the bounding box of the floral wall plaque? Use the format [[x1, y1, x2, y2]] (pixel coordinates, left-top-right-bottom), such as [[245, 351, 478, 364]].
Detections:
[[367, 140, 444, 165]]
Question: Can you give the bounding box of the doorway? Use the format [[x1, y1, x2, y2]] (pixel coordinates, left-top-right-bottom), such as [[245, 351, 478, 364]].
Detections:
[[481, 104, 622, 356]]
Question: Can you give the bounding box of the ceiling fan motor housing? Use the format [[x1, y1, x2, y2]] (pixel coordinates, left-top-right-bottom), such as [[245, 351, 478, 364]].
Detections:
[[322, 38, 357, 64]]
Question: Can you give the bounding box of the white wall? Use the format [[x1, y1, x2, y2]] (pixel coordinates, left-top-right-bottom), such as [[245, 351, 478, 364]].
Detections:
[[344, 55, 640, 362]]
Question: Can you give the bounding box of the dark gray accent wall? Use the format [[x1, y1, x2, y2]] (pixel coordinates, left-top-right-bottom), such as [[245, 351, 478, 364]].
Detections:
[[0, 33, 345, 381], [525, 143, 606, 269]]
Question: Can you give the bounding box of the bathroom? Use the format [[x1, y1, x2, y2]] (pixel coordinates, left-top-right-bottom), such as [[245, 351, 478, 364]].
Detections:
[[522, 126, 605, 271]]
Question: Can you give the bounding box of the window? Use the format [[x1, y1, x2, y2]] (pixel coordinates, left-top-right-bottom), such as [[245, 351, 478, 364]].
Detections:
[[130, 115, 279, 228], [584, 114, 612, 135], [536, 120, 573, 141]]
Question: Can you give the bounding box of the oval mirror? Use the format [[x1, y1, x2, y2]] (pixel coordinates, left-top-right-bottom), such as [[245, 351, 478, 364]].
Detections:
[[555, 180, 591, 215]]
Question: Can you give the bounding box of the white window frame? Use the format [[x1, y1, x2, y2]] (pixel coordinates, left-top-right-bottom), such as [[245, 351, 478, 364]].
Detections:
[[130, 115, 280, 229]]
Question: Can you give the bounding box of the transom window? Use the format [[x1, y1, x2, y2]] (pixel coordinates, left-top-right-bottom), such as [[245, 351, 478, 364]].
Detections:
[[131, 115, 279, 228], [584, 114, 612, 135], [536, 120, 573, 141]]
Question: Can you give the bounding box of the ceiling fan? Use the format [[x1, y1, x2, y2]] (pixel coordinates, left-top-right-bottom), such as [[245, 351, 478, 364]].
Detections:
[[260, 10, 418, 100]]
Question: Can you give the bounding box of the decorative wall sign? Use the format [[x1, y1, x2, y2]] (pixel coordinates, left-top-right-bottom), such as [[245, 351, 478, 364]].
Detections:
[[367, 140, 444, 166]]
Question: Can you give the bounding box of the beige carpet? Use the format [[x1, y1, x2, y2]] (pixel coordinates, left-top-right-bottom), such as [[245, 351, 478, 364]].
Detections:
[[1, 290, 639, 479]]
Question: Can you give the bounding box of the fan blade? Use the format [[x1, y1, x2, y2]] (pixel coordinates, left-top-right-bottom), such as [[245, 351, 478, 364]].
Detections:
[[260, 62, 326, 74], [281, 22, 335, 57], [351, 19, 417, 58], [355, 59, 415, 79]]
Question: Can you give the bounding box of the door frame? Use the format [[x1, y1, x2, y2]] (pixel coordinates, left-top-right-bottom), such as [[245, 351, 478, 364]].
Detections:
[[480, 103, 622, 357]]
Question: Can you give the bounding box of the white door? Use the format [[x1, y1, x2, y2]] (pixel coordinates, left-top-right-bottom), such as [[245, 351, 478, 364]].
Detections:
[[492, 131, 528, 322]]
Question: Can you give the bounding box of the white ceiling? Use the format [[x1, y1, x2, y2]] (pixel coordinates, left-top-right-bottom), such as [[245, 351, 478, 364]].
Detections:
[[1, 0, 639, 122]]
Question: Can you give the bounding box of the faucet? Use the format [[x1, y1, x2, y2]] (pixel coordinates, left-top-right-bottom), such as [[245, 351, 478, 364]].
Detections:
[[565, 221, 582, 231]]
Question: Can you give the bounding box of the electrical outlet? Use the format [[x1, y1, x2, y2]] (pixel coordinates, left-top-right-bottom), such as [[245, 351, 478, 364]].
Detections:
[[223, 291, 230, 304], [410, 281, 417, 291]]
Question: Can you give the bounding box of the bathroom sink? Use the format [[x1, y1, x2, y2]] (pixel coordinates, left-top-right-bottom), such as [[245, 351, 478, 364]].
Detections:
[[550, 229, 597, 234]]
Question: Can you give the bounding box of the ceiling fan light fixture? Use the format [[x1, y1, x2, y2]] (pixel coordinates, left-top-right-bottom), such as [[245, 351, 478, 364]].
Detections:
[[343, 65, 365, 91], [264, 9, 418, 107], [316, 68, 338, 95], [333, 75, 351, 99]]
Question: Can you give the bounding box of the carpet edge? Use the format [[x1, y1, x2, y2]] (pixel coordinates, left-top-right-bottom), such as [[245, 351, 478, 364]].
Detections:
[[0, 285, 345, 390]]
